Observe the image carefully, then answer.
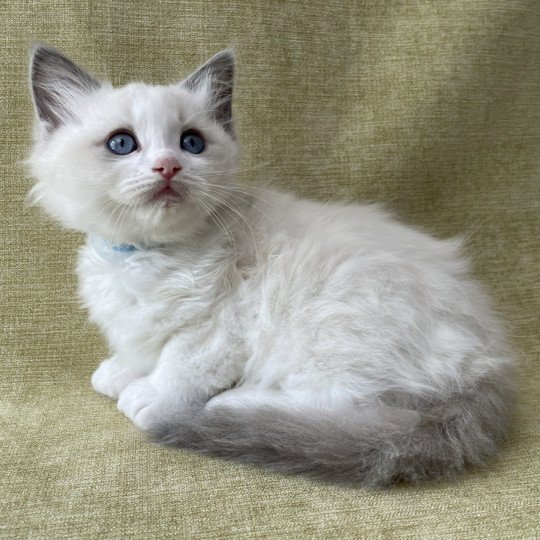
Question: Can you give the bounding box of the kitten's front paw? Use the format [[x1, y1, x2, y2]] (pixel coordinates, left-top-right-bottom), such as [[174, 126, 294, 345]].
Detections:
[[117, 379, 167, 430], [91, 358, 139, 399]]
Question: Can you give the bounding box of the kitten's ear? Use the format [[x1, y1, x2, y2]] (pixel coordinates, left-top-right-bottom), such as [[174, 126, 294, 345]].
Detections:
[[183, 50, 235, 134], [30, 44, 101, 130]]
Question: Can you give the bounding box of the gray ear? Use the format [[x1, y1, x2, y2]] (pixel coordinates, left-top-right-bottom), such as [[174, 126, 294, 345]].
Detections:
[[30, 44, 100, 129], [183, 50, 235, 134]]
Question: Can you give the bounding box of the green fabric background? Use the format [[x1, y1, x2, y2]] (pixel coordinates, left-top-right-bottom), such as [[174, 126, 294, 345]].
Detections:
[[1, 1, 539, 538]]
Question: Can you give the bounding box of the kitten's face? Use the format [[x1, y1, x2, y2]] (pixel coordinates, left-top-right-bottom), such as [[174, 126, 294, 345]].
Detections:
[[28, 46, 238, 245]]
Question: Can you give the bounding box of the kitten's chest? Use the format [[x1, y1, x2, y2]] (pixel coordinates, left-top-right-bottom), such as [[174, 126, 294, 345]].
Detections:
[[77, 242, 220, 343]]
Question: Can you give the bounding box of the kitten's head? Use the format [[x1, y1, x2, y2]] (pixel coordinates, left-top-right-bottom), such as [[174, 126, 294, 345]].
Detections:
[[28, 44, 239, 245]]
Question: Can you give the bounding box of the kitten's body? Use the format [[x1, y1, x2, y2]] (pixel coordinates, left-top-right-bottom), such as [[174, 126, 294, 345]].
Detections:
[[29, 45, 514, 487]]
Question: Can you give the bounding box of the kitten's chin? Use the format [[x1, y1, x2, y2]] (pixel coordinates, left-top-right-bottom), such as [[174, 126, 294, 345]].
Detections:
[[94, 198, 205, 246]]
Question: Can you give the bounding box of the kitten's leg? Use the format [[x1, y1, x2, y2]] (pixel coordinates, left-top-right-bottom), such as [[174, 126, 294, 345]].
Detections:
[[92, 354, 157, 399], [117, 328, 245, 430]]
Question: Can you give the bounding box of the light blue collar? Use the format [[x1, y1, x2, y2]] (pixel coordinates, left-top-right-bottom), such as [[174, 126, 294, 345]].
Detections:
[[110, 243, 138, 253], [89, 235, 139, 255], [88, 235, 178, 257]]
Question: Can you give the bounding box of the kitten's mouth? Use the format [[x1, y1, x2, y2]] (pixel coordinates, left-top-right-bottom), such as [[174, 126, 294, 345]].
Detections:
[[150, 184, 186, 206]]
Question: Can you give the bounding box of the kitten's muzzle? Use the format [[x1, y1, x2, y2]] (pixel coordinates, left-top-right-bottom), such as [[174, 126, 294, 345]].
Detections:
[[151, 178, 186, 203]]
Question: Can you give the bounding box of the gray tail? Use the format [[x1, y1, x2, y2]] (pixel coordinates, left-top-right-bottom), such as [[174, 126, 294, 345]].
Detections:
[[149, 378, 513, 487]]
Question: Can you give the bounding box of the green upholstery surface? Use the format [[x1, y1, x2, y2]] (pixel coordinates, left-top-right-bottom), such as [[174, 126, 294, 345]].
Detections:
[[1, 1, 539, 538]]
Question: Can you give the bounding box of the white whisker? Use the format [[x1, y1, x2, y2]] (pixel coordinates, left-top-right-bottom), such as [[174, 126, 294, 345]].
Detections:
[[197, 194, 237, 260], [198, 189, 259, 264]]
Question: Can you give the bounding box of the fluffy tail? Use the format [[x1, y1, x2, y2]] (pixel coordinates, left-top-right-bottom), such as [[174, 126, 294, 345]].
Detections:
[[149, 377, 514, 487]]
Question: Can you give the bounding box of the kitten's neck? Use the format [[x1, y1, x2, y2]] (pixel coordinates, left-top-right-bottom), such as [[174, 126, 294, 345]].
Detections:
[[88, 192, 257, 257], [88, 189, 260, 264]]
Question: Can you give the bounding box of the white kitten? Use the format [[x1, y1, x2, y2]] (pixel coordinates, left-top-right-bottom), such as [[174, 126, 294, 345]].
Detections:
[[28, 44, 515, 487]]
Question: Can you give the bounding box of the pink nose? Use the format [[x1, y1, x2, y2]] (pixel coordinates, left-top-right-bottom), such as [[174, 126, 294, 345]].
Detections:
[[152, 157, 181, 181]]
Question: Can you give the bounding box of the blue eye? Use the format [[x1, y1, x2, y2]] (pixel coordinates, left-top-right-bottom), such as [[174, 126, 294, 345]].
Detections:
[[180, 131, 205, 154], [106, 132, 138, 155]]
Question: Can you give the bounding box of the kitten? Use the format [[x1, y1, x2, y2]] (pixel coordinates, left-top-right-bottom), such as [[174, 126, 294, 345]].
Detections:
[[28, 44, 515, 487]]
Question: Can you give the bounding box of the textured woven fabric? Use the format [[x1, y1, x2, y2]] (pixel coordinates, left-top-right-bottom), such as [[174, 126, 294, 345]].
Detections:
[[1, 1, 539, 538]]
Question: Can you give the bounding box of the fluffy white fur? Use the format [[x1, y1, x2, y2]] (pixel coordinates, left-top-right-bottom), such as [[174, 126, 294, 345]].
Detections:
[[28, 45, 515, 487]]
